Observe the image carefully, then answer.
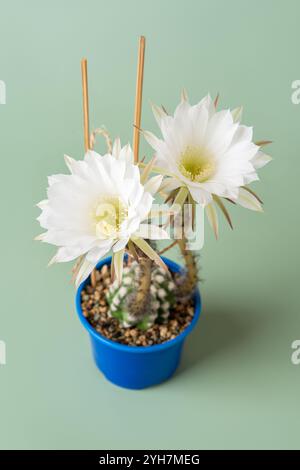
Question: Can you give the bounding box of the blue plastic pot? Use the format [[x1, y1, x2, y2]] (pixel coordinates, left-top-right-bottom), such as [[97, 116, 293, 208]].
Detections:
[[76, 256, 201, 389]]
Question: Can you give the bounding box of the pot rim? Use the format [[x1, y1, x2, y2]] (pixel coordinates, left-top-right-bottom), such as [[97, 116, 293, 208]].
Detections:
[[76, 256, 201, 354]]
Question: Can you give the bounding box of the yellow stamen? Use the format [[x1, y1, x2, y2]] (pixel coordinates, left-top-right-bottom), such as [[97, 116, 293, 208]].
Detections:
[[179, 146, 215, 182], [92, 196, 128, 237]]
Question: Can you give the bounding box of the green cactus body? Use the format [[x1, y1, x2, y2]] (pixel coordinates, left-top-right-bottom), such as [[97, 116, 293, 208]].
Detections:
[[106, 262, 176, 329]]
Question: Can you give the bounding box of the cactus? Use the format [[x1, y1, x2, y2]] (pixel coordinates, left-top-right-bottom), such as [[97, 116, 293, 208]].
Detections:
[[106, 260, 176, 329]]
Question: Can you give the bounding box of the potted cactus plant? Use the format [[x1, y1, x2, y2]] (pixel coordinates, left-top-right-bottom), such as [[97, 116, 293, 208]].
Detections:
[[36, 37, 271, 389]]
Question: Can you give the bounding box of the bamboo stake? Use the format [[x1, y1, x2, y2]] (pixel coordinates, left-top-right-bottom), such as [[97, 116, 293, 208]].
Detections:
[[133, 36, 146, 164], [158, 240, 178, 256], [81, 59, 90, 152], [81, 58, 97, 288]]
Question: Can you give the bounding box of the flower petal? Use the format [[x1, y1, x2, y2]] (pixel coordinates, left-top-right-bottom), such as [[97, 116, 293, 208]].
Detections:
[[113, 248, 125, 285], [181, 88, 189, 102], [75, 258, 96, 288], [189, 186, 212, 206], [159, 177, 181, 194], [151, 102, 168, 126], [144, 175, 163, 195], [132, 237, 167, 271], [48, 245, 85, 265], [170, 186, 189, 214], [231, 106, 243, 122], [85, 241, 113, 264], [252, 151, 272, 169], [112, 137, 121, 159], [140, 157, 156, 184], [119, 143, 134, 163], [205, 203, 219, 239], [113, 238, 129, 253], [142, 130, 165, 153], [236, 187, 263, 212], [213, 196, 233, 229]]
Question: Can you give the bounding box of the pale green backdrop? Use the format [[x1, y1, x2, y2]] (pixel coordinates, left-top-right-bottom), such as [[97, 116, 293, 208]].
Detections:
[[0, 0, 299, 450]]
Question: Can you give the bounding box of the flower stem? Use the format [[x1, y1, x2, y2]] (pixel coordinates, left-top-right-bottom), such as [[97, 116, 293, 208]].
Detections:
[[177, 238, 198, 296], [128, 257, 152, 320]]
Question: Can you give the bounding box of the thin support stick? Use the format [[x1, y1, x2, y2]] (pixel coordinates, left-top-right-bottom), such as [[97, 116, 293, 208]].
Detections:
[[158, 240, 178, 256], [133, 36, 146, 164], [81, 58, 96, 287], [81, 59, 90, 152]]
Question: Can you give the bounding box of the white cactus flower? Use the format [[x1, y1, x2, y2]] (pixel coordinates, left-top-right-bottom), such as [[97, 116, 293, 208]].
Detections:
[[36, 140, 169, 286], [144, 93, 271, 208]]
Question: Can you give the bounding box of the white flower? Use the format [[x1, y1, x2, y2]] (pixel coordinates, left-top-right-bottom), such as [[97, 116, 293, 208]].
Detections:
[[36, 140, 169, 286], [144, 93, 271, 207]]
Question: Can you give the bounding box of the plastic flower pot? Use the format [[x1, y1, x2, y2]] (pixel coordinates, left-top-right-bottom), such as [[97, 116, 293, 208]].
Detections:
[[76, 256, 201, 389]]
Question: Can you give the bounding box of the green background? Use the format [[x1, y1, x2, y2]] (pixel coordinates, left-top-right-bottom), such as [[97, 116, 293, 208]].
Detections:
[[0, 0, 299, 450]]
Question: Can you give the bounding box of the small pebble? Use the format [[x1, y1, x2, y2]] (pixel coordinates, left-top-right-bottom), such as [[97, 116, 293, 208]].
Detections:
[[159, 326, 168, 338]]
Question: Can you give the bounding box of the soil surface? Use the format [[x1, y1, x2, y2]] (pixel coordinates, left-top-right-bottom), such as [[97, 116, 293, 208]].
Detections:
[[80, 264, 195, 347]]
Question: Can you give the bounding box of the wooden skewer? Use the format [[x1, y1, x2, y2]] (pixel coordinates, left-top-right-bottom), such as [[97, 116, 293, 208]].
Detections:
[[81, 58, 97, 288], [81, 59, 90, 152], [133, 36, 146, 164], [158, 240, 178, 256]]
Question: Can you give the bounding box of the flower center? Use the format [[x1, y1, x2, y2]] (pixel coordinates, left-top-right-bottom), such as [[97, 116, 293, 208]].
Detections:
[[93, 196, 128, 238], [179, 146, 215, 182]]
